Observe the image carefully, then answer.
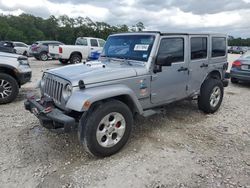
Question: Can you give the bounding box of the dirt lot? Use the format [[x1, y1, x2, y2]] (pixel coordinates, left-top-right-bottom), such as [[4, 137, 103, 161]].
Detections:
[[0, 54, 249, 188]]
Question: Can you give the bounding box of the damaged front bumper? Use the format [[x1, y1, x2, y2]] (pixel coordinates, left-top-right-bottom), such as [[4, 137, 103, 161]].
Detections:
[[24, 96, 76, 132]]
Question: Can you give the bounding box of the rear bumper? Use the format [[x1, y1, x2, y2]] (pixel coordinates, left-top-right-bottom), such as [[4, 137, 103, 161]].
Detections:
[[230, 69, 250, 81], [24, 97, 76, 132]]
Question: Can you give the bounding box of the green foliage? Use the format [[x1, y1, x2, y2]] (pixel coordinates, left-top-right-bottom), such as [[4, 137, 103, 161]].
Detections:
[[0, 13, 141, 44], [228, 35, 250, 46]]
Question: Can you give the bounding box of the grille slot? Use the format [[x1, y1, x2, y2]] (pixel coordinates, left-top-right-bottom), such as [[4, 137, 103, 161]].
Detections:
[[43, 76, 66, 104]]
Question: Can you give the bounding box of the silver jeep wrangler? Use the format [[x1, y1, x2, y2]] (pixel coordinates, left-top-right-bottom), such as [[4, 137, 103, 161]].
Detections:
[[25, 32, 229, 157]]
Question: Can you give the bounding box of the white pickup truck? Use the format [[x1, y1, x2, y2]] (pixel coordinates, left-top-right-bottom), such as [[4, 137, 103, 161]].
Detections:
[[49, 37, 105, 64]]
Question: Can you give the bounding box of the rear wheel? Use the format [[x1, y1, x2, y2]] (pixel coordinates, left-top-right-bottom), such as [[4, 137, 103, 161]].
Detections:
[[39, 52, 49, 61], [0, 73, 19, 104], [198, 78, 224, 114], [78, 100, 133, 157], [23, 51, 28, 56], [231, 77, 239, 84], [70, 54, 82, 64]]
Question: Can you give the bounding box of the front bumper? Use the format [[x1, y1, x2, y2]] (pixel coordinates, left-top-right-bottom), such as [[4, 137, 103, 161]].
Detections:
[[18, 71, 32, 85], [24, 97, 76, 132]]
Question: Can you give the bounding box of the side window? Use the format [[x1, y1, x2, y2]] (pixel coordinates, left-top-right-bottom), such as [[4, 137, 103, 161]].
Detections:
[[212, 37, 226, 57], [75, 38, 88, 46], [158, 38, 184, 63], [191, 37, 207, 60], [98, 39, 105, 47], [90, 39, 98, 47]]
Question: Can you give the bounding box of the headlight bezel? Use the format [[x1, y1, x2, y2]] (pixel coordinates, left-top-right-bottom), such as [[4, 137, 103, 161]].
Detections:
[[62, 84, 73, 100]]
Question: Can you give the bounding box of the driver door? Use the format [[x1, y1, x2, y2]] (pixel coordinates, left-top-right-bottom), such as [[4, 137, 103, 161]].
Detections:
[[151, 36, 189, 104]]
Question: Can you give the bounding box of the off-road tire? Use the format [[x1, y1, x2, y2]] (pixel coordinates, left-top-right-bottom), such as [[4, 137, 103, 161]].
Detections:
[[198, 78, 224, 114], [231, 77, 239, 84], [78, 100, 133, 157], [59, 59, 69, 65], [0, 73, 19, 104], [39, 52, 49, 61], [70, 54, 82, 64]]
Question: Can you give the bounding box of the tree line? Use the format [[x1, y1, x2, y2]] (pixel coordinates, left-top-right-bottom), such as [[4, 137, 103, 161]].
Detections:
[[0, 14, 145, 44], [0, 13, 249, 46]]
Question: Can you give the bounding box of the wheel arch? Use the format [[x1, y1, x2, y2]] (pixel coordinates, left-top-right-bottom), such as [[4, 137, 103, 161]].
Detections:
[[66, 84, 143, 114], [70, 51, 82, 59], [0, 65, 19, 85]]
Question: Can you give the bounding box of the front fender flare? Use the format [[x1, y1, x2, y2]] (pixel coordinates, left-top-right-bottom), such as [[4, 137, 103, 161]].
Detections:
[[65, 84, 143, 114]]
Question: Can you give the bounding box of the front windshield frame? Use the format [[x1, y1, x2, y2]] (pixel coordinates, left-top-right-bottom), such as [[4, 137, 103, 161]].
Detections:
[[101, 34, 156, 62]]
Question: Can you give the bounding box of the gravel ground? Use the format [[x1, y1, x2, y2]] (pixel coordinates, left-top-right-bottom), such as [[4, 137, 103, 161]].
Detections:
[[0, 55, 249, 188]]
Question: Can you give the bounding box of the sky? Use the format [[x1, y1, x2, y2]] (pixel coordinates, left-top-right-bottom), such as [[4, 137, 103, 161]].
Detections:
[[0, 0, 250, 38]]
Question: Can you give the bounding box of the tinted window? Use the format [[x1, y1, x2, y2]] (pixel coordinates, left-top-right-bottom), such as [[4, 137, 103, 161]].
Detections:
[[75, 38, 88, 46], [90, 39, 98, 47], [158, 38, 184, 63], [98, 39, 105, 47], [191, 37, 207, 60], [212, 37, 226, 57]]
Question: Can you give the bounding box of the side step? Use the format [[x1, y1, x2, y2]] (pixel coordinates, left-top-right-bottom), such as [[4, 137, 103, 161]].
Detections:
[[142, 108, 166, 117]]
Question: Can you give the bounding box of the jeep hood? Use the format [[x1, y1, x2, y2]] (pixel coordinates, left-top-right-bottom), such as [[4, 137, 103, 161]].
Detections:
[[47, 61, 143, 86]]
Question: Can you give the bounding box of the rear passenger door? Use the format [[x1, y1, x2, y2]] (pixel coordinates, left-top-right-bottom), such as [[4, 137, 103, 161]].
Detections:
[[188, 36, 209, 94], [90, 39, 101, 52]]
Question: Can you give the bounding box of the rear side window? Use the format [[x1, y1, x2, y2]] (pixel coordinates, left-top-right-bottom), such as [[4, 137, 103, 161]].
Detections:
[[90, 39, 98, 47], [191, 37, 207, 60], [158, 38, 184, 63], [212, 37, 226, 57]]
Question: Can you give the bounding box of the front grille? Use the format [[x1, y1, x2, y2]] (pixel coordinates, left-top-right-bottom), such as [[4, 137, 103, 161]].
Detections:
[[43, 75, 66, 104]]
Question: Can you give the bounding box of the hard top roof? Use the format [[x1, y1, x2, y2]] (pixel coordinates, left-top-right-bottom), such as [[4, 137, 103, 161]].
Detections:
[[112, 31, 227, 36]]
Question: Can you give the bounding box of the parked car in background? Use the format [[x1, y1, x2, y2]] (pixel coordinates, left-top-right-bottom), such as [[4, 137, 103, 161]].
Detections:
[[29, 41, 64, 61], [228, 46, 247, 54], [0, 52, 32, 104], [49, 37, 105, 64], [230, 52, 250, 83], [13, 42, 29, 56], [0, 41, 16, 54]]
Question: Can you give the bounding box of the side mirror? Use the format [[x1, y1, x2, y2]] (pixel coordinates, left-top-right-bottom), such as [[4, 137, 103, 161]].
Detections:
[[156, 55, 174, 67]]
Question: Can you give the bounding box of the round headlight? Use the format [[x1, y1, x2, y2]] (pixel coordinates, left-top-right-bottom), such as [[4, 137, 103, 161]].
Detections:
[[62, 84, 72, 100], [40, 73, 47, 88]]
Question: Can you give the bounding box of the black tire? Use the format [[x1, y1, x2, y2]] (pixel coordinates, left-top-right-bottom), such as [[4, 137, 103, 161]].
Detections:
[[78, 100, 133, 157], [231, 77, 239, 84], [59, 59, 69, 65], [0, 73, 19, 104], [70, 54, 82, 64], [34, 56, 40, 60], [198, 78, 224, 114], [39, 52, 48, 61]]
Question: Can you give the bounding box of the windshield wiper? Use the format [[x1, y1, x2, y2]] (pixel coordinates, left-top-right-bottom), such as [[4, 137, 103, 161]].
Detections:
[[114, 56, 132, 66]]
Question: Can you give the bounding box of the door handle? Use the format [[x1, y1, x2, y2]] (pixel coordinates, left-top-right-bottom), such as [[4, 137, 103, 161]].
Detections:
[[91, 48, 94, 50], [178, 67, 188, 72], [200, 63, 208, 68]]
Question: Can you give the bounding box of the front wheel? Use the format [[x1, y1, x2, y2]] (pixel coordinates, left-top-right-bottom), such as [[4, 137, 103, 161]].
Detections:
[[198, 78, 224, 114], [0, 73, 19, 104], [78, 100, 133, 157]]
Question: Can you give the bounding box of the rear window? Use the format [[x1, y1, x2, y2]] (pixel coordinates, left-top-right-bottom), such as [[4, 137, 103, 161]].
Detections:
[[212, 37, 226, 57], [75, 38, 88, 46], [191, 37, 207, 60]]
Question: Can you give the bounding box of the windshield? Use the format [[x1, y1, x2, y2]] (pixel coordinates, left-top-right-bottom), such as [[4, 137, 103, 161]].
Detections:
[[102, 35, 155, 62]]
